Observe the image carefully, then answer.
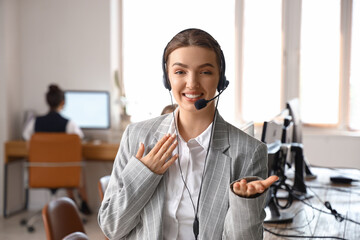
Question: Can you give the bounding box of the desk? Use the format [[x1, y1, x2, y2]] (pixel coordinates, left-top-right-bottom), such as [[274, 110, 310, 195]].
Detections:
[[5, 140, 119, 163], [3, 140, 119, 217], [264, 167, 360, 239]]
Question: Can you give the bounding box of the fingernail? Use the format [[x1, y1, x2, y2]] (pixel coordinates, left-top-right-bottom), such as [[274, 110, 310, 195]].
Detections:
[[171, 133, 176, 138], [173, 140, 178, 145]]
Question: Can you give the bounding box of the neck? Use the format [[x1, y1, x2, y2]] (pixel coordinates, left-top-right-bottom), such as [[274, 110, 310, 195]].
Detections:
[[177, 105, 215, 142]]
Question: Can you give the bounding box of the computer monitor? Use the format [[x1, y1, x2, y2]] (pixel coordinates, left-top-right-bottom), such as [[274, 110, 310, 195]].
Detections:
[[261, 119, 294, 223], [286, 98, 316, 179], [261, 120, 283, 144], [61, 90, 111, 130], [281, 116, 294, 144], [286, 98, 302, 143]]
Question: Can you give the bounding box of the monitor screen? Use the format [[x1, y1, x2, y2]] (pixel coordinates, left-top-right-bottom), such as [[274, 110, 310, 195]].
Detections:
[[261, 120, 283, 144], [286, 98, 302, 143], [61, 90, 110, 129]]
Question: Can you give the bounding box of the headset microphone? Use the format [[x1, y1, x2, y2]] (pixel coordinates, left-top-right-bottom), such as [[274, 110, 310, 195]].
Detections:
[[194, 80, 229, 110]]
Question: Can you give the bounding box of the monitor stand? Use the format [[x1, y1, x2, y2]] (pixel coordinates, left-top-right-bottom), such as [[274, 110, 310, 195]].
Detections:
[[304, 158, 317, 180], [290, 143, 313, 200], [264, 188, 294, 224], [275, 143, 314, 200]]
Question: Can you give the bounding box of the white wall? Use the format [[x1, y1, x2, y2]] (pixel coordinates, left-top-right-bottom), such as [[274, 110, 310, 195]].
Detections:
[[0, 0, 23, 217], [0, 0, 114, 216], [303, 129, 360, 169], [20, 0, 112, 117]]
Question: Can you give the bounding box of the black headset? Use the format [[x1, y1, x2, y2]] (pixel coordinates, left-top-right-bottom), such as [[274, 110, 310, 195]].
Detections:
[[162, 29, 229, 93]]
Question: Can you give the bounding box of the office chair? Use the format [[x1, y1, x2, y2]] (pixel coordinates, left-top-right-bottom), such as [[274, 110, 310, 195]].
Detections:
[[62, 231, 89, 240], [42, 197, 86, 240], [98, 175, 110, 240], [21, 133, 83, 232]]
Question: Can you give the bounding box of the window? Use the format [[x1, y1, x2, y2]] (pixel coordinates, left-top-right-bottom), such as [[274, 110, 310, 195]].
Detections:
[[241, 0, 283, 123], [120, 0, 359, 131], [349, 0, 360, 130], [299, 0, 341, 125], [122, 0, 235, 122]]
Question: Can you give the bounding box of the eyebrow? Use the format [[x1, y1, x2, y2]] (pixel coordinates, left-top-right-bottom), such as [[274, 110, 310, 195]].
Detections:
[[171, 62, 216, 68]]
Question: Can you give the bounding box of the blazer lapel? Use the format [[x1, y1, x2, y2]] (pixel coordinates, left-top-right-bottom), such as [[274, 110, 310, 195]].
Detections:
[[198, 113, 232, 237]]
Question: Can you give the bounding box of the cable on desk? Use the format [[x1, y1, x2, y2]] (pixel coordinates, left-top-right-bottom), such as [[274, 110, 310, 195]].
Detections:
[[266, 167, 360, 240], [288, 169, 360, 226], [264, 208, 316, 232], [264, 227, 348, 240], [306, 185, 360, 194]]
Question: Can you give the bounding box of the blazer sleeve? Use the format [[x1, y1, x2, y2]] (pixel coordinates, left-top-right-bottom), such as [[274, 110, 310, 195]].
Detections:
[[222, 142, 268, 240], [97, 126, 163, 239]]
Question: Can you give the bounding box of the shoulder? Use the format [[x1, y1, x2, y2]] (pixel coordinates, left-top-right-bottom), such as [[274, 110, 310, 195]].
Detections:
[[66, 120, 84, 138], [119, 114, 171, 153], [124, 114, 171, 141], [217, 115, 266, 153], [127, 114, 170, 132]]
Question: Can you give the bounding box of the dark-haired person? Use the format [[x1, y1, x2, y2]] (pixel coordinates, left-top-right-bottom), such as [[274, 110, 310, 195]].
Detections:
[[98, 28, 278, 239], [23, 84, 83, 140], [23, 84, 91, 214]]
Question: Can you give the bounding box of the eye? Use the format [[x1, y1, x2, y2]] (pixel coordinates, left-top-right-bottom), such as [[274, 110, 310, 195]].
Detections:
[[175, 70, 185, 75], [201, 70, 212, 75]]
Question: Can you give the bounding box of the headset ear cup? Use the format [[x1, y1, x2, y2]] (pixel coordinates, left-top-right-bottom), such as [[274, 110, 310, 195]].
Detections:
[[217, 78, 229, 92], [217, 76, 224, 92], [163, 75, 171, 90]]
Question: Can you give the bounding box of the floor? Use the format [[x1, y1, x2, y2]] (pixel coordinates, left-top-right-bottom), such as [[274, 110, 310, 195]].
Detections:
[[0, 210, 104, 240]]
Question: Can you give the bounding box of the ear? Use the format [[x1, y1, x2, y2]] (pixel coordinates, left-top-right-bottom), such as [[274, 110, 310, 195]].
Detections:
[[58, 100, 65, 111]]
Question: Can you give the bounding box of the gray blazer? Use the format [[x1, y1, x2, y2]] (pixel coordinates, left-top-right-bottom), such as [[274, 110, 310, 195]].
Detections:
[[98, 113, 268, 240]]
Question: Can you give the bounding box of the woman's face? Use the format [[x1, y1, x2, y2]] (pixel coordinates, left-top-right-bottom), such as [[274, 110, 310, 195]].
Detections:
[[167, 46, 220, 113]]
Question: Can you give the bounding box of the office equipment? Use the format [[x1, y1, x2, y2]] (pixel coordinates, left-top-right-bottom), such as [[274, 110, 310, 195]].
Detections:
[[264, 167, 360, 239], [63, 232, 89, 240], [261, 119, 295, 223], [266, 109, 313, 201], [20, 133, 83, 232], [62, 90, 111, 130], [330, 176, 359, 184], [42, 197, 86, 240], [286, 98, 316, 179], [3, 140, 119, 217]]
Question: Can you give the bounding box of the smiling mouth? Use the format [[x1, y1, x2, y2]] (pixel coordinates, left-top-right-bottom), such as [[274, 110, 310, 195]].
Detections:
[[184, 93, 202, 99]]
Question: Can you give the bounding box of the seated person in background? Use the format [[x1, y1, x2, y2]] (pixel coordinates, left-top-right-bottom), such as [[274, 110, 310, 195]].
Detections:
[[23, 84, 84, 140], [22, 84, 91, 215], [161, 103, 178, 115]]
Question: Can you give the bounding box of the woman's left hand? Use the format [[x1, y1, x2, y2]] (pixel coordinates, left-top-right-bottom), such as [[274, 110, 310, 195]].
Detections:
[[232, 175, 279, 198]]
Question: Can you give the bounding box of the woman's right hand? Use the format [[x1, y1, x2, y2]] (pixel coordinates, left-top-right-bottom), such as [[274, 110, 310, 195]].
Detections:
[[135, 133, 178, 175]]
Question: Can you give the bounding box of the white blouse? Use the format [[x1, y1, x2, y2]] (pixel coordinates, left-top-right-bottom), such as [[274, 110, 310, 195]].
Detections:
[[163, 113, 213, 240]]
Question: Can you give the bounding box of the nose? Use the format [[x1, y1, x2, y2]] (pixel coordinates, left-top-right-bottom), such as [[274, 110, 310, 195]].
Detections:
[[186, 72, 199, 89]]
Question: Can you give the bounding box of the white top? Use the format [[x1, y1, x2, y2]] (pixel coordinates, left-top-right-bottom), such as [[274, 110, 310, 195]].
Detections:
[[163, 113, 213, 240], [22, 117, 84, 140]]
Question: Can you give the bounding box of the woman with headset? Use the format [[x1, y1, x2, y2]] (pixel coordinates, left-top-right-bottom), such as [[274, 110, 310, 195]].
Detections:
[[98, 28, 278, 239]]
